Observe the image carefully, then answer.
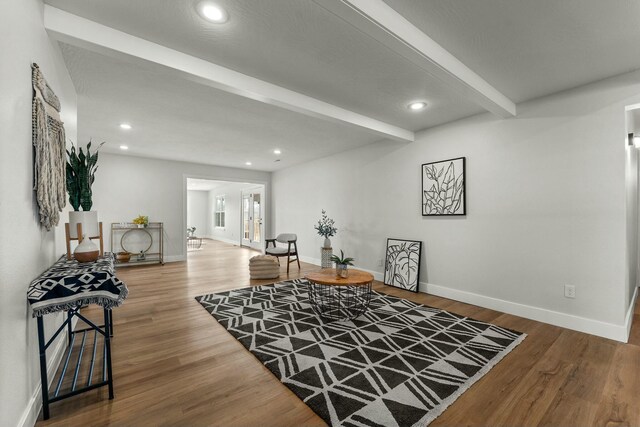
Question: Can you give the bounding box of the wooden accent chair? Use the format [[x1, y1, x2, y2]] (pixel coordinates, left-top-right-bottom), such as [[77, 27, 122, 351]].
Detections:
[[265, 233, 300, 274]]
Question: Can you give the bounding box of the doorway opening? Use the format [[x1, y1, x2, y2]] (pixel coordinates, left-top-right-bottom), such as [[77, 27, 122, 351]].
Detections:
[[186, 178, 266, 254]]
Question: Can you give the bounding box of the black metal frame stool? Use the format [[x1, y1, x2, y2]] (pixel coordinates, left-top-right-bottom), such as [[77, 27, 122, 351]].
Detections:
[[28, 253, 127, 420]]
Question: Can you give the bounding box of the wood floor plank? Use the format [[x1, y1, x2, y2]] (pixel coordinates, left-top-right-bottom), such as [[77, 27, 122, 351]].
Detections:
[[484, 330, 589, 426], [431, 321, 561, 426], [593, 344, 640, 427], [35, 239, 640, 426]]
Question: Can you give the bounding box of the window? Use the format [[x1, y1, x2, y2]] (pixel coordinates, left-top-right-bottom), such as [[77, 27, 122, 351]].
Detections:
[[215, 195, 225, 228]]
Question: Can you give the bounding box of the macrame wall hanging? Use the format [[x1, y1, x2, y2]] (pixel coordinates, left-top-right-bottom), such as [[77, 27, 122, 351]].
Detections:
[[32, 63, 66, 231]]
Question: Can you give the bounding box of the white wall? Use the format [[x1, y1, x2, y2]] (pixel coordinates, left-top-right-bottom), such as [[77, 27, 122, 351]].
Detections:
[[91, 153, 270, 261], [273, 70, 640, 341], [0, 1, 77, 425], [625, 110, 639, 312], [187, 190, 208, 236]]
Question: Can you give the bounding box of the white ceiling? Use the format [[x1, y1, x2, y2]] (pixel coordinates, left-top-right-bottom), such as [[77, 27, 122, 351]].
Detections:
[[61, 43, 375, 171], [46, 0, 640, 171], [383, 0, 640, 102], [45, 0, 484, 130]]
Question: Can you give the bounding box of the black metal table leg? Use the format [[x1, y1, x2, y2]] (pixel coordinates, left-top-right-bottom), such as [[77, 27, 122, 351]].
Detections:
[[109, 309, 114, 337], [37, 316, 50, 420], [103, 308, 114, 399], [67, 310, 73, 346]]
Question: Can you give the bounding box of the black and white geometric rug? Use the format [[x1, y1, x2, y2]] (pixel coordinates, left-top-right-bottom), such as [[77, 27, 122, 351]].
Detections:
[[196, 279, 525, 426]]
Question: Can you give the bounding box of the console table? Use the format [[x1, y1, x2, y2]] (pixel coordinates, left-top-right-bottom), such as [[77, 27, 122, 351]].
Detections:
[[111, 222, 164, 266], [27, 253, 128, 420]]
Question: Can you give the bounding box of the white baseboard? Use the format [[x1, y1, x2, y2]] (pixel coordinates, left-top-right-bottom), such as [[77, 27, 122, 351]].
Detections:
[[19, 319, 75, 427], [164, 255, 186, 263], [205, 236, 240, 246], [299, 253, 632, 342], [298, 255, 321, 266], [425, 282, 632, 343]]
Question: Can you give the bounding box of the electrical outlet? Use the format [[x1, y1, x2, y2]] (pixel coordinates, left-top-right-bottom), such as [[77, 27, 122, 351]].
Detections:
[[564, 284, 576, 299], [378, 259, 383, 267]]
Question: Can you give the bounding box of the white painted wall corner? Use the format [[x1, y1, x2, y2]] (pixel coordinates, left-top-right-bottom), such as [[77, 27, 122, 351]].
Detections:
[[624, 286, 639, 340], [164, 255, 187, 263]]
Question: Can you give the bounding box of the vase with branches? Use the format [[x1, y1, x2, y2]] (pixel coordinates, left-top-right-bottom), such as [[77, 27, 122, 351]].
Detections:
[[314, 209, 337, 248]]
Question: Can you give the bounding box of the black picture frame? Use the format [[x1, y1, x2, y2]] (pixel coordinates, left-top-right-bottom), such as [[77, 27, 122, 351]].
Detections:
[[384, 238, 422, 293], [422, 156, 466, 216]]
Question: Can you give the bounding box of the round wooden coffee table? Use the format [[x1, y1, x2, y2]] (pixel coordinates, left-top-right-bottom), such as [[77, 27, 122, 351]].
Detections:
[[305, 269, 374, 321]]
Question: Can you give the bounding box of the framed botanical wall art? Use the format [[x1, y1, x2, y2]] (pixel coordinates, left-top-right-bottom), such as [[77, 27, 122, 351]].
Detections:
[[384, 238, 422, 292], [422, 157, 466, 216]]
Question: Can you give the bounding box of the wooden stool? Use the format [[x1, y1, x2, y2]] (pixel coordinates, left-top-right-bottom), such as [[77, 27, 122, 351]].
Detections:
[[65, 222, 104, 260]]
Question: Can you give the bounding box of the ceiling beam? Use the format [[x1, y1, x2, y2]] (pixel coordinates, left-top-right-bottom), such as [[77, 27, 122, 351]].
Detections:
[[313, 0, 517, 118], [43, 5, 414, 143]]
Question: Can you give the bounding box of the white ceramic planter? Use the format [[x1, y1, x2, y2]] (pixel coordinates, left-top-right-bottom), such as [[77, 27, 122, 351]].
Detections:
[[68, 210, 99, 239], [323, 237, 332, 248]]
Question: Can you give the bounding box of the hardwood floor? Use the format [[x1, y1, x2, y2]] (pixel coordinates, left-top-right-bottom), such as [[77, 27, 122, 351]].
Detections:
[[37, 239, 640, 426]]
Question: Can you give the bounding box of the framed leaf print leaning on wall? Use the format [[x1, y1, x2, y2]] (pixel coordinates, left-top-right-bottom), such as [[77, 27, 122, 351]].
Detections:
[[384, 238, 422, 292], [422, 157, 466, 216]]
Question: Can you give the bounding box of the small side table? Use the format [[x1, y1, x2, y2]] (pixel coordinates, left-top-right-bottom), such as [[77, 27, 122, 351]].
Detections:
[[305, 269, 374, 321], [188, 236, 203, 250], [320, 247, 333, 268]]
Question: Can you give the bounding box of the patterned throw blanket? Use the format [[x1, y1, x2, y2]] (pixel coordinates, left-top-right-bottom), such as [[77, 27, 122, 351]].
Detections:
[[28, 253, 128, 317]]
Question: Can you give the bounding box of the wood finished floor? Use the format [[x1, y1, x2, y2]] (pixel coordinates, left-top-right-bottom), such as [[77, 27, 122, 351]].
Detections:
[[37, 239, 640, 426]]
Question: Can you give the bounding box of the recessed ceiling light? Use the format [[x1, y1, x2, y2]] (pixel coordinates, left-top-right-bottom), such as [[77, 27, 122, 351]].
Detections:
[[408, 101, 427, 111], [119, 123, 132, 130], [120, 145, 129, 150], [245, 161, 252, 166], [273, 149, 281, 155], [198, 2, 228, 23]]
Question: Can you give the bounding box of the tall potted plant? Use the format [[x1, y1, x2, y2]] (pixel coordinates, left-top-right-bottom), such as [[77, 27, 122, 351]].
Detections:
[[66, 140, 105, 238], [314, 209, 337, 248]]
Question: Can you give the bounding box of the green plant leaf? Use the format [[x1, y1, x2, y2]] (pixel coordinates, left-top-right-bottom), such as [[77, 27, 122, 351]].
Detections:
[[330, 249, 354, 265], [66, 140, 104, 211]]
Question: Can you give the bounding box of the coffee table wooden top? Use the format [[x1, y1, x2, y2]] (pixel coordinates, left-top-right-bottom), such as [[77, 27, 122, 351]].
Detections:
[[305, 268, 374, 286]]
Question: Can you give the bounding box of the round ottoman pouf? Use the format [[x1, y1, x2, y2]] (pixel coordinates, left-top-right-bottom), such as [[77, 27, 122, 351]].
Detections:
[[249, 255, 280, 279]]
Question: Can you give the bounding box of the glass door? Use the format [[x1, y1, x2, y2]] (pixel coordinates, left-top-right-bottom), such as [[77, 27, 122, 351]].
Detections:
[[242, 194, 251, 246], [241, 187, 264, 250]]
